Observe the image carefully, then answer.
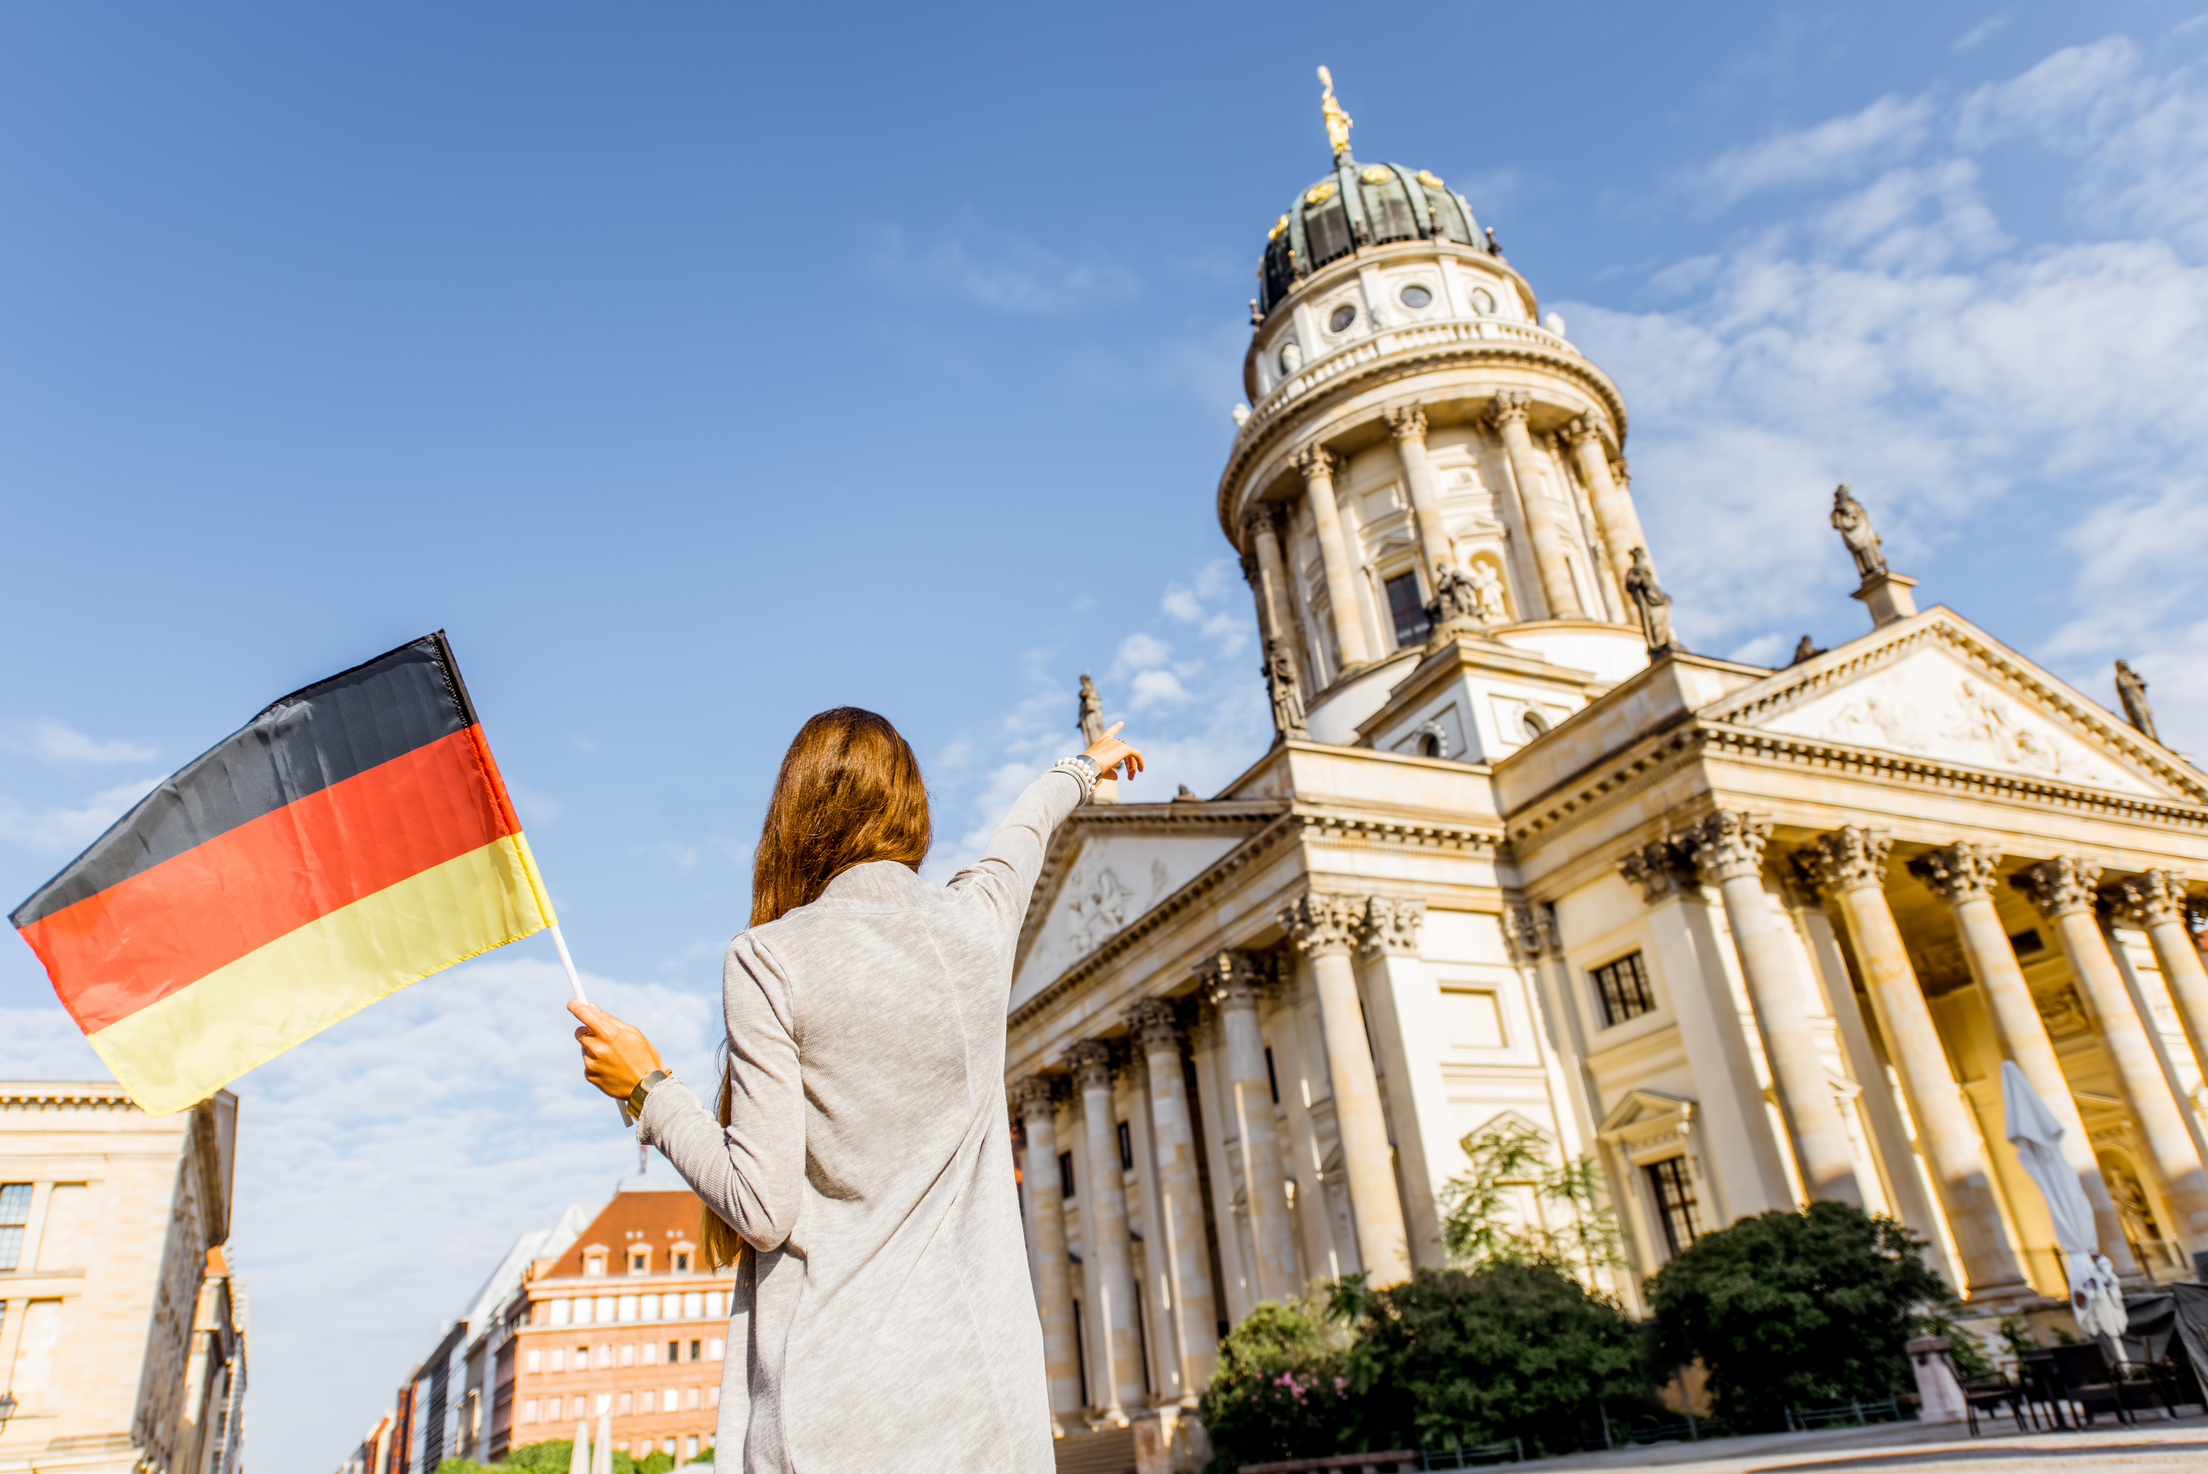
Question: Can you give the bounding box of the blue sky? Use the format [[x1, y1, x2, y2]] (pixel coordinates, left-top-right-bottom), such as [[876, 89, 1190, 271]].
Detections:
[[8, 3, 2208, 1465]]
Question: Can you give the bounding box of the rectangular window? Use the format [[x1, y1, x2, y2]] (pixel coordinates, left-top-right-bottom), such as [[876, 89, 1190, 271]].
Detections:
[[1646, 1156, 1701, 1258], [689, 1339, 702, 1362], [668, 1340, 679, 1364], [705, 1291, 724, 1318], [682, 1291, 702, 1319], [707, 1338, 724, 1361], [584, 1254, 606, 1276], [549, 1349, 565, 1372], [674, 1251, 690, 1272], [0, 1184, 31, 1271], [618, 1295, 638, 1324], [640, 1293, 659, 1320], [688, 1435, 702, 1456], [686, 1385, 701, 1410], [1115, 1121, 1134, 1173], [619, 1342, 635, 1366], [1591, 951, 1656, 1026], [706, 1390, 717, 1411], [629, 1250, 648, 1273], [595, 1343, 611, 1369], [546, 1396, 562, 1420], [549, 1298, 570, 1326], [1384, 572, 1431, 648], [616, 1392, 631, 1416], [526, 1350, 542, 1374], [594, 1394, 610, 1416], [1057, 1151, 1076, 1200], [523, 1399, 539, 1424]]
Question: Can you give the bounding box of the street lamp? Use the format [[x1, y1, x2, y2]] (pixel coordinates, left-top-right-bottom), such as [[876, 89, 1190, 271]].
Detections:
[[0, 1390, 17, 1433]]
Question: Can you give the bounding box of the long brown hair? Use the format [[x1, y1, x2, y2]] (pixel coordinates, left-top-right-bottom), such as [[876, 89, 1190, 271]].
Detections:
[[703, 707, 931, 1268]]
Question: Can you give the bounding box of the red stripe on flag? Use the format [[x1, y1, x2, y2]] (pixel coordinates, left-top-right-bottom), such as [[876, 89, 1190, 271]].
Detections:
[[20, 727, 519, 1034]]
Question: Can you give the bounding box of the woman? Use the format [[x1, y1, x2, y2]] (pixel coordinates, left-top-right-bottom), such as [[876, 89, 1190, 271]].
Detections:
[[569, 706, 1142, 1473]]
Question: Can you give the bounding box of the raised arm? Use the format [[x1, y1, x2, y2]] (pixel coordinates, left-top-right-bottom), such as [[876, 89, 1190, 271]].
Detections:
[[947, 723, 1146, 931], [632, 933, 806, 1251]]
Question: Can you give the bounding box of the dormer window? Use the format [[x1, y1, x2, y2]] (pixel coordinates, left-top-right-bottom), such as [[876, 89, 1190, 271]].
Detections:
[[584, 1252, 607, 1277], [628, 1249, 649, 1274], [674, 1250, 691, 1273]]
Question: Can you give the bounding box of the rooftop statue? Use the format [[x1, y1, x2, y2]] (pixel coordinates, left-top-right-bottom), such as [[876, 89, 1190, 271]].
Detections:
[[1831, 483, 1887, 580], [1078, 673, 1106, 746], [2115, 660, 2159, 743], [1426, 557, 1486, 634], [1317, 65, 1353, 158], [1624, 546, 1678, 654]]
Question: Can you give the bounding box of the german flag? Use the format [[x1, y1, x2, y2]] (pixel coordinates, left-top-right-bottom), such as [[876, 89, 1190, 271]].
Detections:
[[10, 633, 555, 1114]]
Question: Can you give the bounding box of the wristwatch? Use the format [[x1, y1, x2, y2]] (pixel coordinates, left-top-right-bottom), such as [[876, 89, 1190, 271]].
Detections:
[[628, 1069, 674, 1117]]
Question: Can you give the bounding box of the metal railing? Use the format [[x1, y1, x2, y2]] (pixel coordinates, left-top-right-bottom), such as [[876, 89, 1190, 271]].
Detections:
[[1241, 317, 1584, 441], [1783, 1395, 1903, 1432], [1420, 1438, 1523, 1468]]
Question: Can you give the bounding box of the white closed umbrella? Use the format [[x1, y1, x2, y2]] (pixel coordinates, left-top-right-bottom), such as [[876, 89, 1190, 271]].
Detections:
[[2003, 1060, 2128, 1348], [569, 1422, 591, 1474], [594, 1410, 615, 1474]]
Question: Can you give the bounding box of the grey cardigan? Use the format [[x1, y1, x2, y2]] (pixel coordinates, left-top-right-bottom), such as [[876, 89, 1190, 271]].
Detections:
[[636, 769, 1083, 1473]]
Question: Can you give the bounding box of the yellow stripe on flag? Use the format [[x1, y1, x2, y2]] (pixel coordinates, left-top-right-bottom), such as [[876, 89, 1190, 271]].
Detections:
[[89, 835, 550, 1114]]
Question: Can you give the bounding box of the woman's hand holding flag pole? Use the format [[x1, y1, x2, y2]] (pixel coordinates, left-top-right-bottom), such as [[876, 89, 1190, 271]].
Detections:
[[9, 632, 584, 1115]]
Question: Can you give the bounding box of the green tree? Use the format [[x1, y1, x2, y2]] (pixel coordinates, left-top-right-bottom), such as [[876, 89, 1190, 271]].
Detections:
[[440, 1441, 711, 1474], [1647, 1200, 1950, 1430], [1196, 1297, 1357, 1472], [1346, 1263, 1648, 1456], [1437, 1121, 1626, 1283]]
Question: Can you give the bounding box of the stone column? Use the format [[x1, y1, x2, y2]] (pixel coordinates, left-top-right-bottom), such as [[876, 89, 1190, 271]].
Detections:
[[1013, 1075, 1082, 1428], [2108, 870, 2208, 1092], [1680, 812, 1862, 1205], [1283, 894, 1413, 1285], [1618, 839, 1793, 1219], [1198, 951, 1301, 1301], [2014, 858, 2208, 1250], [1487, 390, 1583, 620], [1241, 506, 1294, 655], [1909, 844, 2136, 1274], [1127, 998, 1217, 1402], [1355, 897, 1451, 1269], [1068, 1040, 1141, 1417], [1563, 415, 1648, 588], [1384, 405, 1455, 581], [1800, 828, 2026, 1293], [1290, 445, 1373, 669]]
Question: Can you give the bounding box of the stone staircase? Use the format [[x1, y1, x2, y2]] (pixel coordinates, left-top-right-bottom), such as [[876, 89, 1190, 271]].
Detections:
[[1053, 1424, 1138, 1474]]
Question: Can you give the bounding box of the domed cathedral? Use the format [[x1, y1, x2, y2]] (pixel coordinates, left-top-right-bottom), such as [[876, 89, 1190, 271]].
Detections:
[[1006, 69, 2208, 1469]]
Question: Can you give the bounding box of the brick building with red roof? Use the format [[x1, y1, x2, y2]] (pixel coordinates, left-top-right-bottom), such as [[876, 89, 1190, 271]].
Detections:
[[493, 1189, 734, 1462]]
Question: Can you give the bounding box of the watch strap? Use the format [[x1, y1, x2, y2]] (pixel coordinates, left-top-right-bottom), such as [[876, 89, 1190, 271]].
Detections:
[[628, 1068, 673, 1116]]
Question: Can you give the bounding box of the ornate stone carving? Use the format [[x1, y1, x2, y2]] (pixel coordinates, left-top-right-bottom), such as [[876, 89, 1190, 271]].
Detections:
[[1127, 997, 1184, 1053], [1193, 949, 1265, 1011], [1831, 484, 1887, 579], [1789, 636, 1827, 666], [1486, 389, 1532, 430], [1360, 896, 1426, 957], [2115, 660, 2159, 743], [1623, 547, 1677, 654], [1618, 839, 1697, 904], [2010, 857, 2104, 917], [1563, 414, 1605, 449], [1009, 1074, 1059, 1118], [1503, 902, 1560, 963], [1078, 673, 1106, 746], [2105, 869, 2187, 926], [1282, 893, 1364, 956], [1679, 810, 1771, 883], [1796, 826, 1894, 894], [1263, 637, 1307, 740], [1384, 404, 1428, 443], [1239, 547, 1260, 586], [1908, 842, 2001, 903], [1066, 1038, 1117, 1091], [1291, 445, 1339, 483]]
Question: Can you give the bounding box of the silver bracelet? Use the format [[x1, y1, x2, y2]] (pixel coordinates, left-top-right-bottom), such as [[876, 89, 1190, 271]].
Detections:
[[1050, 754, 1102, 800]]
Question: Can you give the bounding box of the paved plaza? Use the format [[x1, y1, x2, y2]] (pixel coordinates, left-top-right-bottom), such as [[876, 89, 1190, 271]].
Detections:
[[1514, 1416, 2208, 1472]]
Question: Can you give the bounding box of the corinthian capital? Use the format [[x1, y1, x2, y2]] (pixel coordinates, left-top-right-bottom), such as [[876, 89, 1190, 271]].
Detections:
[[1127, 997, 1184, 1053], [1360, 896, 1426, 957], [1503, 902, 1559, 963], [1564, 414, 1607, 449], [1618, 839, 1696, 904], [1282, 893, 1364, 956], [1241, 503, 1285, 543], [1010, 1074, 1059, 1118], [1384, 404, 1428, 443], [1796, 826, 1894, 894], [1679, 811, 1772, 883], [1066, 1038, 1117, 1091], [1908, 842, 2001, 904], [1487, 389, 1533, 430], [2010, 857, 2104, 918], [1290, 444, 1339, 483], [2106, 869, 2189, 926], [1193, 949, 1266, 1011]]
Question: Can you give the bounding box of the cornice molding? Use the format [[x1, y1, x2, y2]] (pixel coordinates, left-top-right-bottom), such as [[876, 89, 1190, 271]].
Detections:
[[1218, 339, 1630, 544], [0, 1083, 137, 1110]]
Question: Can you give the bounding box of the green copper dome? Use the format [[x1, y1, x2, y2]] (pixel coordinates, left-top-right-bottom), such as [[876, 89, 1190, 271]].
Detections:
[[1256, 156, 1487, 321]]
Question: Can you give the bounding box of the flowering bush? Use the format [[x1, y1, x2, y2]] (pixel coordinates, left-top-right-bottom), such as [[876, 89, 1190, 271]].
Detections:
[[1197, 1299, 1358, 1471]]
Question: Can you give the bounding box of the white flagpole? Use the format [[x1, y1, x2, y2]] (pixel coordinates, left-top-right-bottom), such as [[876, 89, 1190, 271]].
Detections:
[[550, 923, 589, 1005]]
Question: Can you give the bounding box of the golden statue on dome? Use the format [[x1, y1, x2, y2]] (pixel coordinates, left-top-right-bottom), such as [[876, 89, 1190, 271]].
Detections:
[[1317, 65, 1353, 158]]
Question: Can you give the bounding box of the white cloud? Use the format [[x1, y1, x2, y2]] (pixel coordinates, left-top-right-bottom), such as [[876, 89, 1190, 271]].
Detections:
[[1111, 631, 1174, 677], [1689, 94, 1935, 207], [0, 1005, 107, 1078], [0, 777, 163, 852], [1571, 31, 2208, 749], [0, 718, 157, 765], [868, 225, 1139, 316], [1953, 17, 2007, 52], [1129, 669, 1192, 710]]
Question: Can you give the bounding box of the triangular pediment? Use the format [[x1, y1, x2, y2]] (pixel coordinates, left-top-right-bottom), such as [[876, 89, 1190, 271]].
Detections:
[[1008, 816, 1250, 1011], [1702, 611, 2207, 804]]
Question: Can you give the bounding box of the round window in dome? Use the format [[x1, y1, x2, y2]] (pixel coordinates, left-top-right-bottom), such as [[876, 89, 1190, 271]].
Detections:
[[1328, 303, 1358, 333], [1399, 283, 1433, 310], [1470, 287, 1497, 315]]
